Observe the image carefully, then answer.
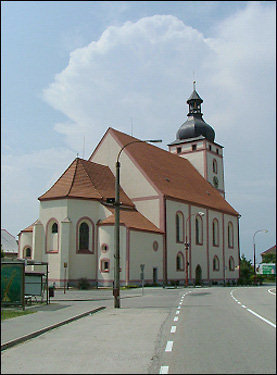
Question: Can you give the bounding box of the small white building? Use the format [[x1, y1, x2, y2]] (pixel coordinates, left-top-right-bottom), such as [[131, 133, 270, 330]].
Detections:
[[1, 229, 18, 258], [18, 87, 240, 286]]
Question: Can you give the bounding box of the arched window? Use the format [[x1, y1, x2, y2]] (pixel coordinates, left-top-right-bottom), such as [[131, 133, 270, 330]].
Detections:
[[23, 246, 32, 259], [213, 256, 220, 271], [229, 256, 235, 271], [100, 258, 110, 273], [76, 217, 94, 253], [176, 252, 184, 271], [51, 223, 58, 233], [213, 159, 218, 174], [79, 222, 89, 250], [212, 219, 219, 246], [228, 222, 234, 248], [176, 212, 184, 243], [46, 219, 59, 252], [195, 215, 203, 245]]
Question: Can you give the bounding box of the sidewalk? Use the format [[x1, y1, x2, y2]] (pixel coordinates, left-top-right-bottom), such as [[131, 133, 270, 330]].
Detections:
[[1, 288, 142, 350]]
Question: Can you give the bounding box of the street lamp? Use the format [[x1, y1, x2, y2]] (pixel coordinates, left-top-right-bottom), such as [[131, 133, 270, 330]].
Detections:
[[113, 138, 162, 308], [253, 229, 268, 285], [184, 211, 205, 287]]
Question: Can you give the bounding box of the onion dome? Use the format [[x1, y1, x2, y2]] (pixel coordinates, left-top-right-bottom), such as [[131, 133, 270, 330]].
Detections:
[[176, 82, 215, 142]]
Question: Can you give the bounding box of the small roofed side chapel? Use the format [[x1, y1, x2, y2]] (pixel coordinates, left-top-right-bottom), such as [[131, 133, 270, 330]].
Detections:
[[18, 84, 240, 287]]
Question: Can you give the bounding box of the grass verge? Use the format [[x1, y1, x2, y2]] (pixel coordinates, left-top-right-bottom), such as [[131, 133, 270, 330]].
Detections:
[[1, 309, 36, 321]]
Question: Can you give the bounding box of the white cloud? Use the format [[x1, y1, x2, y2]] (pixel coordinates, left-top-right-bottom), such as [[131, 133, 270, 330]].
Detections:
[[1, 148, 75, 234]]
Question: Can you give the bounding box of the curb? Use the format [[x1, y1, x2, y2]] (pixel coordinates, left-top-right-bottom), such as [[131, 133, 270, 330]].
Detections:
[[1, 306, 106, 352]]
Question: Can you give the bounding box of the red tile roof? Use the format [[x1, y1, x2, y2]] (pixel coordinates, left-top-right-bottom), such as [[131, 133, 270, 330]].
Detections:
[[99, 208, 163, 233], [20, 223, 35, 233], [38, 158, 134, 207], [93, 128, 239, 216], [261, 245, 276, 255]]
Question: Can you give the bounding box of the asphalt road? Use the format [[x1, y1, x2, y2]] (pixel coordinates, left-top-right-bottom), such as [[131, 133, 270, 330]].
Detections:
[[1, 286, 276, 374], [151, 286, 276, 374]]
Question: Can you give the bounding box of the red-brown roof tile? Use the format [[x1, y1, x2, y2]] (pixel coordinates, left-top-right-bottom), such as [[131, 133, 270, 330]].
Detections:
[[99, 208, 163, 233], [38, 158, 134, 207], [98, 128, 239, 216]]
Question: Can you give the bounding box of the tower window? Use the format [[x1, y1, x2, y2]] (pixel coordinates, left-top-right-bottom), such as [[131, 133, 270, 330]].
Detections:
[[192, 144, 197, 151], [209, 145, 212, 151], [177, 147, 182, 154], [213, 159, 218, 174], [216, 149, 219, 154]]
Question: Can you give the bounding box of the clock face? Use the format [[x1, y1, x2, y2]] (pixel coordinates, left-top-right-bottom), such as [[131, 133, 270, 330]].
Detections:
[[213, 176, 219, 188]]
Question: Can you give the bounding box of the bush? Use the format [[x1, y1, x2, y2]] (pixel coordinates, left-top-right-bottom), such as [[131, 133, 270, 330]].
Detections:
[[77, 277, 90, 290]]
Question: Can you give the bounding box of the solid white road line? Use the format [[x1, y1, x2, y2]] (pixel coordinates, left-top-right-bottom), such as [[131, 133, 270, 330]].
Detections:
[[159, 366, 169, 374], [165, 341, 174, 352], [268, 288, 276, 296], [246, 308, 276, 328], [231, 289, 276, 328], [171, 325, 176, 333]]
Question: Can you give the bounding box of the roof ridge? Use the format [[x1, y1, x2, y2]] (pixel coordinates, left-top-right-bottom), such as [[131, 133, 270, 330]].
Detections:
[[78, 158, 103, 199], [38, 158, 77, 200], [67, 158, 79, 196]]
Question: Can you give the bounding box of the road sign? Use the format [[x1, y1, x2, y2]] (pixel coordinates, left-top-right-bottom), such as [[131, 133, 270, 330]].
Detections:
[[257, 263, 276, 275]]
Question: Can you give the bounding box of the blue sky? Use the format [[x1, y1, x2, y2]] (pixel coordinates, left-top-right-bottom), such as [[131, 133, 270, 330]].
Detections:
[[2, 1, 276, 263]]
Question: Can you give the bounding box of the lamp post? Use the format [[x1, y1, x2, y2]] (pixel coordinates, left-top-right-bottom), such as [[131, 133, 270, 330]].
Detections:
[[114, 138, 162, 308], [184, 211, 205, 287], [253, 229, 268, 285]]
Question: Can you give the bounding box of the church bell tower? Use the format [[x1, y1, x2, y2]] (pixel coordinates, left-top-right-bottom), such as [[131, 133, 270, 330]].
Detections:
[[168, 82, 225, 197]]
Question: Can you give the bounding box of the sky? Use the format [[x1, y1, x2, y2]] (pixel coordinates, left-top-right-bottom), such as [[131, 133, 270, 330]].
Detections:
[[1, 1, 276, 263]]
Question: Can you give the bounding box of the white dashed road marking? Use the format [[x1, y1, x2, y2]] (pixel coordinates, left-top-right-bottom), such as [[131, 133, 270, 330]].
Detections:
[[171, 325, 176, 333], [159, 366, 169, 374], [174, 316, 178, 322], [165, 341, 174, 352]]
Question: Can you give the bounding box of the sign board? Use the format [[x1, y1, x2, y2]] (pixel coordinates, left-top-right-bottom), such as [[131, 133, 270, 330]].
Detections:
[[1, 262, 24, 306], [25, 274, 42, 296], [257, 263, 276, 275]]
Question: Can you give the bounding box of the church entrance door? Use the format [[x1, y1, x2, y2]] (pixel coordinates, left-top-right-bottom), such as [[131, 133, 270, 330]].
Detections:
[[195, 265, 202, 285]]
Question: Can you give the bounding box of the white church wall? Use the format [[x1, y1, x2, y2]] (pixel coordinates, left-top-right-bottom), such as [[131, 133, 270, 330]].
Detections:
[[189, 205, 208, 281], [39, 199, 68, 285], [97, 224, 126, 286], [132, 197, 161, 229], [90, 131, 159, 201], [67, 199, 102, 284], [18, 232, 33, 259], [224, 214, 239, 280], [208, 209, 224, 281], [128, 230, 163, 285], [180, 151, 205, 178], [206, 151, 225, 193], [165, 199, 189, 283]]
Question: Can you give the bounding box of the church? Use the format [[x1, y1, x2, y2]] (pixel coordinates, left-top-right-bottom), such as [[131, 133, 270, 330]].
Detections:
[[18, 85, 240, 287]]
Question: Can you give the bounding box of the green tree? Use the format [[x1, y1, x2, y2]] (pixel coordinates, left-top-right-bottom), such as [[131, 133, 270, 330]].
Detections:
[[262, 253, 276, 264], [238, 254, 253, 285]]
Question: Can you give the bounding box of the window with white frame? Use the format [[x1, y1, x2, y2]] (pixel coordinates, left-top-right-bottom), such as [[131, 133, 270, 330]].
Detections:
[[176, 212, 184, 243], [212, 219, 219, 246], [195, 215, 203, 245], [228, 222, 234, 248]]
